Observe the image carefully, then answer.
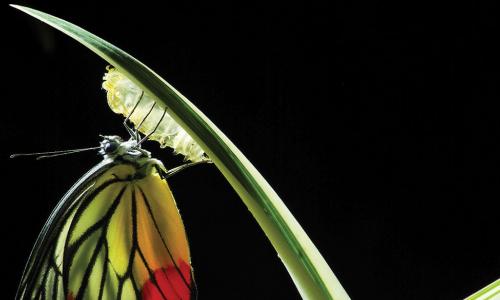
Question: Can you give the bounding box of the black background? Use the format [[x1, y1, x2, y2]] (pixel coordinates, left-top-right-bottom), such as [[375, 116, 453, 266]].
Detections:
[[3, 1, 499, 299]]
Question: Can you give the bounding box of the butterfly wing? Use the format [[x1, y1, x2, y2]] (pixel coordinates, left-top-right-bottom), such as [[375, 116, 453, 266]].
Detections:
[[131, 165, 194, 300], [17, 161, 194, 300], [16, 159, 115, 300]]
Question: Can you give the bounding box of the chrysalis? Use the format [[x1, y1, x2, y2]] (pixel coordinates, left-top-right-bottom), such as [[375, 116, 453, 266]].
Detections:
[[102, 68, 208, 162]]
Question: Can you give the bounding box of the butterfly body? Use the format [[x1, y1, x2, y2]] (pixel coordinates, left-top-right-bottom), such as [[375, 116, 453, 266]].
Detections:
[[17, 136, 195, 300]]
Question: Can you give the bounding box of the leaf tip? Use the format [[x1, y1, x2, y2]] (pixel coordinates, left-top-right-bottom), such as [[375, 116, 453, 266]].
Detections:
[[10, 4, 29, 14], [10, 4, 32, 14]]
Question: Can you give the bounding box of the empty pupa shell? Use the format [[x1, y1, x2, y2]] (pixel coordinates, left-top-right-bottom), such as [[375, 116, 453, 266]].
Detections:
[[102, 68, 207, 162]]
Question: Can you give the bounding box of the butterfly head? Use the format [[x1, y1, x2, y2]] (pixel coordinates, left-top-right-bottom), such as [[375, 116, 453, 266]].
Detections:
[[99, 135, 151, 161]]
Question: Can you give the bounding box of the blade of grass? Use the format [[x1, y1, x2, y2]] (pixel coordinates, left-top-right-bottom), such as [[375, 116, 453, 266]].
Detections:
[[465, 279, 500, 300], [11, 5, 350, 299]]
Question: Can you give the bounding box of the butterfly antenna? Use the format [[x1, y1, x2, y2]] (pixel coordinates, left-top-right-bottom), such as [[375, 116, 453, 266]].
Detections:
[[138, 106, 167, 145], [124, 90, 145, 140], [10, 146, 101, 160]]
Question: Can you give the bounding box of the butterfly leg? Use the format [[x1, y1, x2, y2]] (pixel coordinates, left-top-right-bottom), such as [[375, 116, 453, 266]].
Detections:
[[123, 117, 136, 140], [134, 101, 157, 143], [124, 90, 145, 141], [158, 160, 212, 179], [138, 107, 167, 145]]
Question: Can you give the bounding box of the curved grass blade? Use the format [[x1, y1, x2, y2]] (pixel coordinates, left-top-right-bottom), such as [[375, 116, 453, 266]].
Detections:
[[465, 279, 500, 300], [11, 5, 350, 299]]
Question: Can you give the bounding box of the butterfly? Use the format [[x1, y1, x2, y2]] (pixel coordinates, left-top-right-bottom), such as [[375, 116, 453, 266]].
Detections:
[[15, 106, 204, 300]]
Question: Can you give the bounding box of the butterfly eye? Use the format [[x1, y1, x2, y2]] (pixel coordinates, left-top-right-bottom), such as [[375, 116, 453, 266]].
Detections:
[[104, 141, 118, 153]]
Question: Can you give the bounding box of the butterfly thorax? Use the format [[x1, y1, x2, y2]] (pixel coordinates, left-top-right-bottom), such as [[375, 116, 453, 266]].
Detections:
[[99, 135, 165, 178]]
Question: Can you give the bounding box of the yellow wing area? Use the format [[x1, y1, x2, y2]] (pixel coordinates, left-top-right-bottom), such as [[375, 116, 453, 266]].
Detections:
[[23, 162, 193, 300]]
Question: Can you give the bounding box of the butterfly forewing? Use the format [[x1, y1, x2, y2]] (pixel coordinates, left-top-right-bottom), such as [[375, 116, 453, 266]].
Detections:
[[18, 161, 194, 300]]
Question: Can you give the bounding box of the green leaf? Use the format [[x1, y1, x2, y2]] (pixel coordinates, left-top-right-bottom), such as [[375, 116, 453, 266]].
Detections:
[[465, 278, 500, 300], [11, 5, 350, 299]]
